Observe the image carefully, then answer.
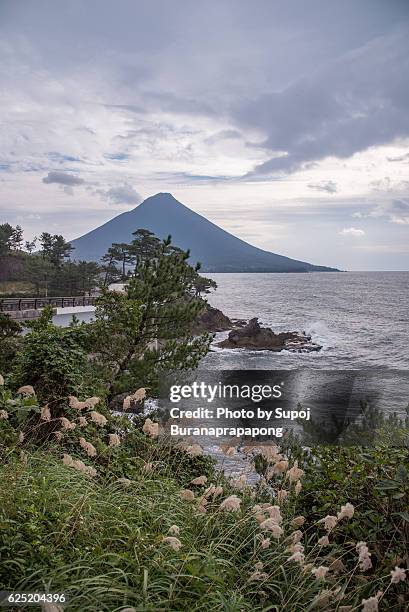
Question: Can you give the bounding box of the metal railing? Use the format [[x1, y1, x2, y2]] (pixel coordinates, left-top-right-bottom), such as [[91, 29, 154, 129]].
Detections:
[[0, 296, 97, 312]]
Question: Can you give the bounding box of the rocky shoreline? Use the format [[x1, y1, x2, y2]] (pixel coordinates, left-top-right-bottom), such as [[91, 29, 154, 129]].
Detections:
[[196, 305, 321, 353]]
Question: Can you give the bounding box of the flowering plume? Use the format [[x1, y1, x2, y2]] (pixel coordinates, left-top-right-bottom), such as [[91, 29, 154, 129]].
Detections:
[[273, 460, 289, 475], [0, 410, 8, 420], [322, 515, 338, 532], [291, 530, 303, 544], [265, 505, 282, 524], [287, 465, 304, 482], [17, 385, 35, 396], [361, 593, 382, 612], [78, 416, 87, 427], [90, 411, 107, 426], [0, 374, 4, 385], [295, 480, 302, 495], [168, 525, 180, 535], [287, 551, 305, 564], [41, 405, 51, 421], [318, 535, 330, 547], [356, 541, 372, 571], [84, 396, 100, 409], [224, 446, 236, 456], [219, 495, 241, 512], [180, 489, 195, 501], [191, 475, 207, 486], [277, 489, 288, 503], [142, 418, 159, 438], [337, 502, 354, 520], [163, 536, 182, 551], [79, 437, 97, 457], [390, 566, 406, 584], [311, 566, 329, 580], [185, 443, 203, 457], [60, 417, 76, 430], [68, 396, 88, 410], [292, 516, 306, 527], [260, 519, 283, 538], [108, 433, 120, 447]]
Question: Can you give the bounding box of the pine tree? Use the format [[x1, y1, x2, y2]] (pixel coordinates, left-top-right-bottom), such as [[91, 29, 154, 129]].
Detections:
[[92, 235, 212, 397]]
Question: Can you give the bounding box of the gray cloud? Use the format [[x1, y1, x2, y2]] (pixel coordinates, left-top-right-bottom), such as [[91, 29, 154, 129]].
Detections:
[[42, 171, 85, 186], [96, 183, 142, 205], [307, 181, 338, 194], [235, 25, 409, 176], [353, 199, 409, 225], [42, 171, 85, 195]]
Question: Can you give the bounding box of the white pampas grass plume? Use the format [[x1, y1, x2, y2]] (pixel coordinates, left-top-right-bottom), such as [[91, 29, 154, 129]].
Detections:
[[142, 418, 159, 438], [273, 460, 289, 474], [163, 536, 182, 551], [191, 475, 207, 486], [90, 411, 107, 426], [287, 465, 304, 482], [265, 505, 282, 524], [356, 541, 372, 571], [219, 495, 241, 512], [311, 566, 329, 580], [337, 502, 354, 520], [322, 515, 338, 532], [168, 525, 180, 535], [390, 566, 406, 584], [224, 446, 236, 456], [78, 416, 87, 426], [318, 535, 330, 546], [41, 405, 51, 421], [260, 519, 283, 538], [60, 417, 75, 430], [79, 437, 97, 457], [68, 396, 87, 410], [180, 489, 195, 501], [287, 551, 305, 564], [0, 374, 4, 385], [84, 396, 100, 408], [291, 516, 306, 527], [17, 385, 35, 396], [186, 443, 203, 457], [108, 433, 120, 447], [0, 410, 8, 419]]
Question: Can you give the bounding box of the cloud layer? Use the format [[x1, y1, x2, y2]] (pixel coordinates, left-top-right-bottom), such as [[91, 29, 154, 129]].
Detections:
[[0, 0, 408, 269]]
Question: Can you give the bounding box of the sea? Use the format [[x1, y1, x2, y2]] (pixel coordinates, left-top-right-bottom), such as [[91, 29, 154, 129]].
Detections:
[[180, 271, 408, 473], [204, 271, 409, 371]]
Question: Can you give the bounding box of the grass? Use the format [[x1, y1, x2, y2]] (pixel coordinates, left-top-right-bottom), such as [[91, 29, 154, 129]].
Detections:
[[0, 389, 408, 611]]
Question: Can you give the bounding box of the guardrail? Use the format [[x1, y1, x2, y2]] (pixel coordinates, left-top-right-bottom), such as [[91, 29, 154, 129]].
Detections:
[[0, 296, 97, 312]]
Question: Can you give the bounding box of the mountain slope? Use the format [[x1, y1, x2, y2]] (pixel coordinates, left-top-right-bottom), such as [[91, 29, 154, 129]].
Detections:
[[70, 193, 337, 272]]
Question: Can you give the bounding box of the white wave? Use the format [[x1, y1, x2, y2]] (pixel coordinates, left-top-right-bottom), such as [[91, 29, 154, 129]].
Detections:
[[304, 320, 338, 351]]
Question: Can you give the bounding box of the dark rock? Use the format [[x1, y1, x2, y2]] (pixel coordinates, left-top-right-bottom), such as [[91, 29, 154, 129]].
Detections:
[[194, 304, 233, 333], [217, 317, 321, 352]]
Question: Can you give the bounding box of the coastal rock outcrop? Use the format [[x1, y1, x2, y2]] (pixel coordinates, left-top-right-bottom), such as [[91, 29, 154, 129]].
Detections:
[[194, 304, 233, 333], [217, 317, 321, 352]]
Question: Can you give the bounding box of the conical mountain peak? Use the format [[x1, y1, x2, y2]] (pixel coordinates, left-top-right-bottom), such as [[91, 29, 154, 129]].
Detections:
[[70, 193, 337, 272]]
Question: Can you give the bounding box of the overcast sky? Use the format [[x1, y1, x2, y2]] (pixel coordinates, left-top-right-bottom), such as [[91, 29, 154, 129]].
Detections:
[[1, 0, 409, 270]]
